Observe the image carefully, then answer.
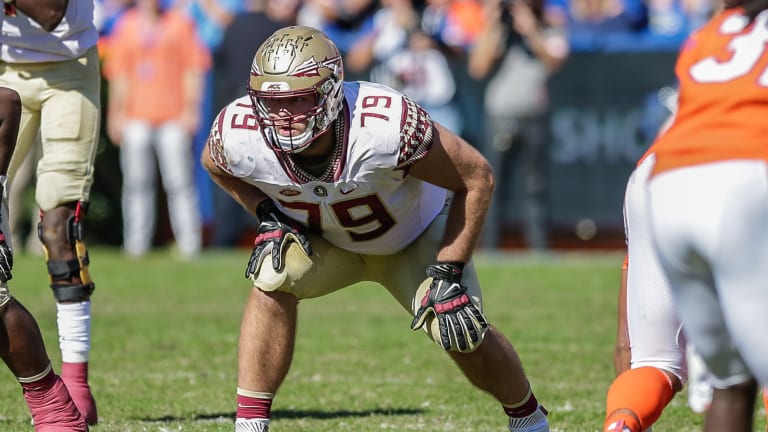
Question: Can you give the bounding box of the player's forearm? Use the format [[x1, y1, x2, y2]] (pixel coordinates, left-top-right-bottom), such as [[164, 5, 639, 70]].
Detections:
[[468, 23, 504, 80], [14, 0, 68, 31], [437, 183, 492, 264]]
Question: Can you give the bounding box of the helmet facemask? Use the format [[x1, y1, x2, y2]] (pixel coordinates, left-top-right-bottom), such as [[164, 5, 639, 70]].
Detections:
[[247, 26, 345, 154]]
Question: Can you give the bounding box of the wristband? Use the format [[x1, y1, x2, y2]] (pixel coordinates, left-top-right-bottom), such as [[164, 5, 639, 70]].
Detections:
[[437, 261, 465, 271]]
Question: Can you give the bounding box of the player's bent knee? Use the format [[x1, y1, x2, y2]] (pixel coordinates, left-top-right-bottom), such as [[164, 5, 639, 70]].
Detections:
[[251, 242, 313, 292], [38, 203, 95, 302]]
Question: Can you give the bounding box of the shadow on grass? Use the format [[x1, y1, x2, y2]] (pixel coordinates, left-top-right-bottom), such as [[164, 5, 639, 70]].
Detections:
[[140, 407, 425, 422]]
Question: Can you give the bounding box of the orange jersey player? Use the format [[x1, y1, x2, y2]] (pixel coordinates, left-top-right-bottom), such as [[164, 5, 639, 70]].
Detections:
[[644, 4, 768, 432]]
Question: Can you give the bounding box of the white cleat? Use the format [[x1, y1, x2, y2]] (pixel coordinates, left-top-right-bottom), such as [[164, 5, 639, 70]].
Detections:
[[687, 344, 714, 414], [509, 405, 549, 432], [234, 418, 269, 432]]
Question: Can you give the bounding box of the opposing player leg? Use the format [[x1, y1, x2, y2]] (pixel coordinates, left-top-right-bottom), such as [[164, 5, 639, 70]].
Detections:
[[605, 156, 686, 432], [236, 234, 363, 431]]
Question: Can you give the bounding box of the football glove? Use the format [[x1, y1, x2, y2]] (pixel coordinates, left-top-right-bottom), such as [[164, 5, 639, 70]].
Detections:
[[245, 199, 313, 279], [411, 263, 488, 352]]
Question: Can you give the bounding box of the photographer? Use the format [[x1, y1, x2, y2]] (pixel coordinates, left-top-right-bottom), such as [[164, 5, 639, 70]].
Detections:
[[469, 0, 569, 252]]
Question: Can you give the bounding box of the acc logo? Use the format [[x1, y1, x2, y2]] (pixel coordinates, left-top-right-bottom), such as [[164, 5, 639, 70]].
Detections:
[[279, 188, 301, 197], [261, 82, 289, 91]]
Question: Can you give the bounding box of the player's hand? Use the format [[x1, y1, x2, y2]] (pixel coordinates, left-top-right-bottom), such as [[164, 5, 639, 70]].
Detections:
[[0, 231, 13, 283], [245, 200, 313, 278], [410, 263, 488, 352]]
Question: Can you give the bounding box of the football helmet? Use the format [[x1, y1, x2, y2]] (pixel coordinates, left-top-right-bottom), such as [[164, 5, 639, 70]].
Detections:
[[248, 26, 344, 154]]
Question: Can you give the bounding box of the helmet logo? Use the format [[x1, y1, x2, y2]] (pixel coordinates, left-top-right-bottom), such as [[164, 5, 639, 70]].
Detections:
[[262, 82, 290, 91], [291, 55, 342, 78]]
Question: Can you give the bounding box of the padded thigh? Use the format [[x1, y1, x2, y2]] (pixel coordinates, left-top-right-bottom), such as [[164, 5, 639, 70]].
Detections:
[[262, 210, 484, 320]]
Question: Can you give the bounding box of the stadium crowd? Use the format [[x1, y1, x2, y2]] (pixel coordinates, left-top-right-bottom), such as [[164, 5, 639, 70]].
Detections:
[[69, 0, 714, 256]]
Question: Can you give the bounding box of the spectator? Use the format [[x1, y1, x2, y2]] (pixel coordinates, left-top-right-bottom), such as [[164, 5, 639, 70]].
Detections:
[[178, 0, 243, 241], [420, 0, 487, 145], [297, 0, 379, 79], [552, 0, 648, 50], [469, 0, 569, 252], [210, 0, 299, 247], [422, 0, 486, 51], [213, 0, 299, 114], [645, 0, 712, 40], [105, 0, 210, 258], [346, 0, 463, 133]]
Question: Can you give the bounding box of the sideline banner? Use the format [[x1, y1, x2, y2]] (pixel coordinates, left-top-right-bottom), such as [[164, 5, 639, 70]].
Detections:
[[547, 52, 678, 238]]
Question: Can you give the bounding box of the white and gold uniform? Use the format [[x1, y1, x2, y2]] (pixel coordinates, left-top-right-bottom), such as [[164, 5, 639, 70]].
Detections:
[[209, 81, 483, 318]]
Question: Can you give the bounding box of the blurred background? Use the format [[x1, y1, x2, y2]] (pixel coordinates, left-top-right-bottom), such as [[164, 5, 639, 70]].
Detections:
[[14, 0, 704, 255]]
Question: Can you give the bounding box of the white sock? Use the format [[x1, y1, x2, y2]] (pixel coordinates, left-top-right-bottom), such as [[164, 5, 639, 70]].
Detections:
[[56, 301, 91, 363], [235, 418, 270, 432]]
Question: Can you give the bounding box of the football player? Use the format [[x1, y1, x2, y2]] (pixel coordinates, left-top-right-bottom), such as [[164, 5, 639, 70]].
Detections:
[[0, 0, 101, 425], [643, 0, 768, 430], [202, 26, 549, 432], [0, 86, 87, 431]]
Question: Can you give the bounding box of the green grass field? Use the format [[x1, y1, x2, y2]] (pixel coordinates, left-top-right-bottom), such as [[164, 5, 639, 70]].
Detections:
[[0, 248, 763, 431]]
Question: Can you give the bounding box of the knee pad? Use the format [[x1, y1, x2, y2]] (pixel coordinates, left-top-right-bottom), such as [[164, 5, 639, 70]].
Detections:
[[38, 202, 95, 302], [251, 241, 313, 292]]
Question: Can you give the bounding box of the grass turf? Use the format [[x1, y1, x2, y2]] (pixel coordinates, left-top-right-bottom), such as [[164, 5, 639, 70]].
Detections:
[[0, 248, 762, 431]]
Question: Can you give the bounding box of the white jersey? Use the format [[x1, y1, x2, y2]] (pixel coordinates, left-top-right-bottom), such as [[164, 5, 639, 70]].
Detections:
[[0, 0, 98, 63], [209, 81, 448, 255]]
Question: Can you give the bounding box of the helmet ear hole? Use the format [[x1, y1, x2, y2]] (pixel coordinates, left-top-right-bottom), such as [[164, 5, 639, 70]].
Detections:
[[248, 26, 345, 154]]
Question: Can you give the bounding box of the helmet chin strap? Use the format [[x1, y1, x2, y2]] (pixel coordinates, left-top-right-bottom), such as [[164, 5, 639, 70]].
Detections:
[[273, 117, 316, 153]]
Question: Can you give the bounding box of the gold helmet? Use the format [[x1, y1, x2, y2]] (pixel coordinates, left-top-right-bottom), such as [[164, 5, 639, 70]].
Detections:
[[248, 26, 344, 154]]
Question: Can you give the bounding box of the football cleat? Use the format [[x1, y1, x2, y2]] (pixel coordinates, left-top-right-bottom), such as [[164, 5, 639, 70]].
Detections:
[[235, 418, 269, 432], [61, 362, 98, 425], [509, 405, 549, 432], [605, 420, 632, 432], [686, 344, 713, 414], [24, 374, 87, 431]]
